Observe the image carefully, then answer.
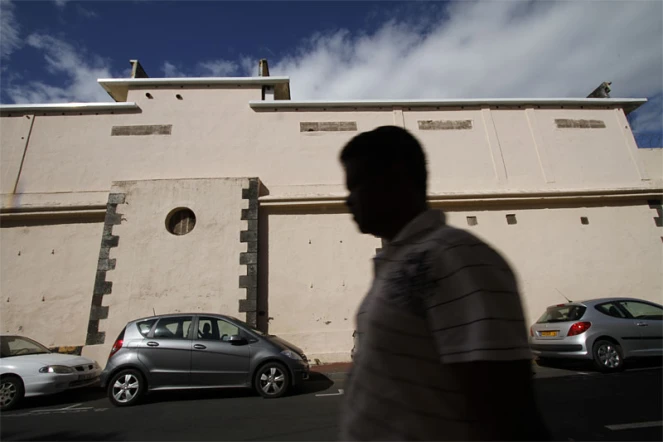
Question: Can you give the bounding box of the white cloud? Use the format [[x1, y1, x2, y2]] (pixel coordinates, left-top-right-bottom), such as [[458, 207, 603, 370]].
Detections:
[[162, 61, 186, 78], [161, 59, 244, 77], [198, 60, 238, 77], [270, 1, 662, 103], [6, 34, 113, 103], [53, 0, 68, 8], [0, 0, 21, 60], [76, 5, 98, 18]]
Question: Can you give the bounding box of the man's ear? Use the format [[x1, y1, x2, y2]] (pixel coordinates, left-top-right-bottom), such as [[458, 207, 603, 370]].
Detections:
[[383, 162, 410, 189]]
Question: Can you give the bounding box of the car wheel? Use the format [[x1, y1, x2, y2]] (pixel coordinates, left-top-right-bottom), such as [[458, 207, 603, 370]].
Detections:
[[255, 362, 290, 399], [0, 375, 24, 411], [108, 369, 145, 407], [593, 339, 624, 372]]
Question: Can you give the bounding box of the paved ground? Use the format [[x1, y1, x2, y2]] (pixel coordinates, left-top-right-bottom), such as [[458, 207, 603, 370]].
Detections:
[[1, 360, 661, 441]]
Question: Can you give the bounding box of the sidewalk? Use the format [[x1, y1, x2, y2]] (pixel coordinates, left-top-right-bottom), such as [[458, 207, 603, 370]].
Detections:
[[310, 362, 352, 380]]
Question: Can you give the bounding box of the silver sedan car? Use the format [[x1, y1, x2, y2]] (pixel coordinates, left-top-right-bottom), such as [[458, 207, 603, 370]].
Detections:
[[529, 298, 663, 372], [0, 335, 102, 410]]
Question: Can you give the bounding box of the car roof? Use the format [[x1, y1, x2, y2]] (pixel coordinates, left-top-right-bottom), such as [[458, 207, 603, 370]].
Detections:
[[547, 297, 661, 308], [127, 312, 238, 324]]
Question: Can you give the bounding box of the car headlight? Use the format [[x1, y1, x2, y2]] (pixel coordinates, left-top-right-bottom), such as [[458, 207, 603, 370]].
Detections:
[[281, 350, 303, 361], [39, 365, 74, 374]]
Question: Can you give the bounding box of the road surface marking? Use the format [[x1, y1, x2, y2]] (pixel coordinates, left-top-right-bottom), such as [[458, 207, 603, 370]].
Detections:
[[605, 420, 663, 431], [626, 367, 662, 372], [63, 403, 83, 409], [316, 389, 344, 397], [3, 404, 101, 418], [39, 405, 94, 412]]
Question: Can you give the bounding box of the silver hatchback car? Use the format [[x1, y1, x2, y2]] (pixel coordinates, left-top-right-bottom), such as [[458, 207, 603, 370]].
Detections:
[[529, 298, 663, 372], [100, 313, 310, 406]]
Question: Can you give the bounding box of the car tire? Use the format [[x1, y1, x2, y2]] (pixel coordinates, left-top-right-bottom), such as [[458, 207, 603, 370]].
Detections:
[[592, 339, 624, 373], [0, 375, 24, 411], [107, 369, 145, 407], [254, 362, 290, 399]]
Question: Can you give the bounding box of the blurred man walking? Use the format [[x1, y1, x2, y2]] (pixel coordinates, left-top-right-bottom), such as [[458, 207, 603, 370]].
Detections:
[[339, 126, 550, 441]]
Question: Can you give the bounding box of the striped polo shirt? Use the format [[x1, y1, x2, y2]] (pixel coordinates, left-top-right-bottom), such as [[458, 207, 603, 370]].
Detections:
[[340, 209, 532, 441]]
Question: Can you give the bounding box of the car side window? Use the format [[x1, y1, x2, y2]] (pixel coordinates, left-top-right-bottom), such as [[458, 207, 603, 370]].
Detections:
[[197, 317, 240, 342], [136, 319, 157, 337], [595, 302, 627, 319], [618, 302, 663, 320], [153, 316, 193, 339]]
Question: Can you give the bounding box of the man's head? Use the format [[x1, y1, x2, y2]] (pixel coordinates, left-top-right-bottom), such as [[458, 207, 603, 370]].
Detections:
[[340, 126, 428, 239]]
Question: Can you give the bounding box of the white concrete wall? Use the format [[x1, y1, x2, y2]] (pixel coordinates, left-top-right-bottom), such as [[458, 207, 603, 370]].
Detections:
[[1, 85, 661, 363], [1, 89, 658, 202], [268, 202, 662, 362], [442, 203, 663, 324], [266, 211, 380, 363], [82, 178, 250, 364], [0, 115, 32, 194], [0, 220, 102, 347], [638, 149, 663, 181]]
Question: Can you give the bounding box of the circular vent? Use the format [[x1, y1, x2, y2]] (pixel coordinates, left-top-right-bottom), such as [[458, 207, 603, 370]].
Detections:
[[166, 208, 196, 236]]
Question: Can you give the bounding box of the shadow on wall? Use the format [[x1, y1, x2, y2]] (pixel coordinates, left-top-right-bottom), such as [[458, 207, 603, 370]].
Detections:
[[257, 206, 270, 333]]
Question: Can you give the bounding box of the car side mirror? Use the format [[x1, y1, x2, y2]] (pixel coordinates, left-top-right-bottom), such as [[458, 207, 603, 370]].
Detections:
[[229, 335, 248, 346]]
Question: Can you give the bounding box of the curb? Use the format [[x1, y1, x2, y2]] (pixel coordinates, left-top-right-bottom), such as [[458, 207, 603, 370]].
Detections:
[[319, 372, 348, 380]]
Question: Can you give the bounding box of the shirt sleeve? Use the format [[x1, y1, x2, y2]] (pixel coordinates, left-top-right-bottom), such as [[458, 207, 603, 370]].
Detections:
[[422, 235, 532, 364]]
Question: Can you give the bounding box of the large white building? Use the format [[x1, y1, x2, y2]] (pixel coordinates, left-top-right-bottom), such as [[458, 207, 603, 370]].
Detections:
[[1, 61, 661, 365]]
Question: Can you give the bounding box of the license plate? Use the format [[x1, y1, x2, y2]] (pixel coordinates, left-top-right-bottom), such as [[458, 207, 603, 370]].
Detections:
[[540, 331, 558, 337], [78, 373, 97, 381]]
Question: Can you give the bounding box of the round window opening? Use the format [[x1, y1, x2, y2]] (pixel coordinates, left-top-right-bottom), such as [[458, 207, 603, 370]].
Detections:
[[166, 208, 196, 236]]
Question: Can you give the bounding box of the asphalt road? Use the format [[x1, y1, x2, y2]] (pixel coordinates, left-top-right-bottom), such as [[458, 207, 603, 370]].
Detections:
[[1, 361, 661, 441]]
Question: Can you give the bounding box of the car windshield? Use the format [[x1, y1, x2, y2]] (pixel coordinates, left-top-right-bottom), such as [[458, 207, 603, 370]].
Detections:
[[0, 336, 51, 357], [537, 305, 587, 323], [230, 317, 267, 336]]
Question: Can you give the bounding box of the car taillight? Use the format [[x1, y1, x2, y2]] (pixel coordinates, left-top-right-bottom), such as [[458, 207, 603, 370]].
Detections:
[[109, 339, 123, 359], [567, 322, 591, 336], [530, 326, 534, 337]]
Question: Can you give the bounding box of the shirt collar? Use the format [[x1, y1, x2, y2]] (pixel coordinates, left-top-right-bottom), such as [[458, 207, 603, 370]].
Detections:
[[386, 209, 446, 247]]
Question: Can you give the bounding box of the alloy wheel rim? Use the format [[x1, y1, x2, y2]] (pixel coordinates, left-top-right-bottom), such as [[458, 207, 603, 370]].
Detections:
[[112, 374, 139, 403], [598, 344, 620, 368], [0, 381, 17, 407], [259, 367, 285, 395]]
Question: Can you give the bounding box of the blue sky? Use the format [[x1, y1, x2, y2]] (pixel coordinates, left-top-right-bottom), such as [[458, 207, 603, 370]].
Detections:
[[1, 0, 661, 147]]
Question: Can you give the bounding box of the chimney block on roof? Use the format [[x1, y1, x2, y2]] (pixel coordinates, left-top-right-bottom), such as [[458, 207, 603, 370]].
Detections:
[[586, 81, 612, 98], [130, 60, 149, 79]]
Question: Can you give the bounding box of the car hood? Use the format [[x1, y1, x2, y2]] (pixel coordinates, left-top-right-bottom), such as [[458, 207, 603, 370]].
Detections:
[[266, 335, 305, 356], [1, 353, 95, 367]]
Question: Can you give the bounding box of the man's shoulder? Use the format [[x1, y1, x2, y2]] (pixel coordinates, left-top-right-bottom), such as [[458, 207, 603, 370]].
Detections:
[[431, 223, 487, 247], [429, 225, 510, 267]]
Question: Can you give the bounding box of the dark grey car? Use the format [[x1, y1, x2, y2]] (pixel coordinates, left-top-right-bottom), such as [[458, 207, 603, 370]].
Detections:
[[100, 313, 309, 406]]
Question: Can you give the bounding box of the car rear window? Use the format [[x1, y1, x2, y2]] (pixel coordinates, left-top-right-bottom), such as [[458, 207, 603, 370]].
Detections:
[[136, 319, 157, 337], [537, 305, 586, 323]]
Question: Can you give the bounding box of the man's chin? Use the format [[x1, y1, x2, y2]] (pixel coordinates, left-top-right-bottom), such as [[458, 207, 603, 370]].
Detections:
[[355, 222, 374, 235]]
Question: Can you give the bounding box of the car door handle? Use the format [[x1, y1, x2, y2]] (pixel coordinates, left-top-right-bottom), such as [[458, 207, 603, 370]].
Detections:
[[147, 341, 159, 347], [193, 344, 207, 350], [635, 322, 649, 327]]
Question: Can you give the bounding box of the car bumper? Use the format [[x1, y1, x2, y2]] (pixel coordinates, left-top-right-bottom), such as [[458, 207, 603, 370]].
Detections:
[[290, 361, 310, 386], [529, 337, 591, 359], [23, 370, 102, 398], [99, 367, 113, 388]]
